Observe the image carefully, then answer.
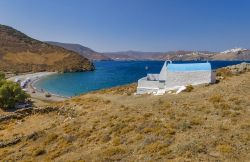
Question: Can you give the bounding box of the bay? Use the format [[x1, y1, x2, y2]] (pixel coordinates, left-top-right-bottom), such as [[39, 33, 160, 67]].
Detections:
[[34, 61, 250, 97]]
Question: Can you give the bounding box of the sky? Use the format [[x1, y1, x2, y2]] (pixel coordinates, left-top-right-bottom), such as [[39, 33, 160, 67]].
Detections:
[[0, 0, 250, 52]]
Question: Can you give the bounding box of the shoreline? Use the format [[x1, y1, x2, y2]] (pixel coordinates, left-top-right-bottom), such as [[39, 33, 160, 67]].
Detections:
[[8, 72, 69, 102], [6, 62, 250, 103]]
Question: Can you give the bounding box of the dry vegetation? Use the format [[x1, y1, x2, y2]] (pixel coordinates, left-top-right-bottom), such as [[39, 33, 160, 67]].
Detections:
[[0, 25, 94, 74], [0, 66, 250, 161]]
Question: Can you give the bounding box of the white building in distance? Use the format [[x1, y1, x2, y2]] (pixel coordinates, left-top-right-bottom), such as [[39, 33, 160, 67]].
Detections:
[[137, 61, 216, 95]]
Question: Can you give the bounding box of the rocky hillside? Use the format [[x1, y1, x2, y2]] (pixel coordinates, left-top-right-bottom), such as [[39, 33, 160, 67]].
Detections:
[[0, 25, 94, 74], [212, 49, 250, 60], [103, 50, 216, 61], [46, 41, 111, 61], [103, 49, 250, 61], [103, 51, 164, 61], [0, 63, 249, 161]]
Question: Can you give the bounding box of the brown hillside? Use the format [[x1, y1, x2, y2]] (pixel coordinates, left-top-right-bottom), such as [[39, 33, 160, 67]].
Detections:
[[103, 50, 250, 61], [0, 25, 94, 74], [212, 50, 250, 60], [46, 41, 112, 61]]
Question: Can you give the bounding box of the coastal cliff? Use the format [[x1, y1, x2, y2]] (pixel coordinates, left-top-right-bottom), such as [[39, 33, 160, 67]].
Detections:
[[0, 25, 94, 74]]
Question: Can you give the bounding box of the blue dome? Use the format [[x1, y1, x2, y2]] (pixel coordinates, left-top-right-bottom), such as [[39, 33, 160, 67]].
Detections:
[[167, 62, 212, 72]]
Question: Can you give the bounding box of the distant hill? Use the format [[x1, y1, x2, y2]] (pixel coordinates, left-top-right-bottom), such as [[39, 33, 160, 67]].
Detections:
[[46, 41, 111, 61], [0, 25, 94, 74], [103, 49, 250, 61], [103, 51, 164, 61], [212, 48, 250, 60], [103, 50, 216, 61]]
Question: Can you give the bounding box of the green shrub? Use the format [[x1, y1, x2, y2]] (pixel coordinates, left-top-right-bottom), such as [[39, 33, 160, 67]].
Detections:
[[0, 72, 5, 81], [0, 80, 29, 110]]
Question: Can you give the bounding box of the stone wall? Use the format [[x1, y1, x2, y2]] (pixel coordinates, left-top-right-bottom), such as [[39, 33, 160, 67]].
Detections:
[[137, 77, 159, 94], [0, 106, 75, 123], [137, 77, 159, 88], [136, 87, 158, 94]]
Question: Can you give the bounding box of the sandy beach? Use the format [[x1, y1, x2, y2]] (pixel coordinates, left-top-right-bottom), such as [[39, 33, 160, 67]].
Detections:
[[7, 72, 68, 102]]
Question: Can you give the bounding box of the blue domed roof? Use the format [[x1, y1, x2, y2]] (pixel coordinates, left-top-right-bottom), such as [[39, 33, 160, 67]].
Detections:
[[167, 62, 211, 72]]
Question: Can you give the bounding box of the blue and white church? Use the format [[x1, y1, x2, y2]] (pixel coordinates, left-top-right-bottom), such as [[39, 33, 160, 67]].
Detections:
[[137, 61, 216, 94]]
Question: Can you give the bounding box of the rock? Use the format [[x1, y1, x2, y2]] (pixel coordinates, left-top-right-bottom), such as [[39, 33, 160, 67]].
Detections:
[[209, 151, 220, 158], [226, 62, 250, 74], [0, 137, 21, 148]]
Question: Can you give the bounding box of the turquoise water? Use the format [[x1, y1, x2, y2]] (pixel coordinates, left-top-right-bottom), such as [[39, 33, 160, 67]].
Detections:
[[34, 61, 250, 97]]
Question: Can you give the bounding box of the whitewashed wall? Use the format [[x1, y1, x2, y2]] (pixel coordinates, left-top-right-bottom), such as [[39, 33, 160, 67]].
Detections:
[[137, 70, 216, 94], [165, 71, 213, 88]]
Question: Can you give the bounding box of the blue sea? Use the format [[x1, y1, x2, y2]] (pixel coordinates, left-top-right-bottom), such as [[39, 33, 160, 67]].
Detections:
[[34, 61, 250, 97]]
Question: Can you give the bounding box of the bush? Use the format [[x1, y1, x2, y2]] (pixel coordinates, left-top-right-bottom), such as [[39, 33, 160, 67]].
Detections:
[[44, 133, 58, 145], [33, 148, 46, 156], [0, 80, 29, 110], [0, 72, 5, 81], [216, 68, 233, 77], [209, 94, 223, 103], [184, 85, 194, 92], [45, 93, 51, 98], [178, 121, 192, 131], [176, 140, 207, 156]]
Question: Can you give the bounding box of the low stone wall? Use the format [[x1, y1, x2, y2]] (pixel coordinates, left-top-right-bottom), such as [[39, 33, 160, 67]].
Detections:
[[0, 130, 45, 148], [0, 106, 75, 123], [137, 77, 159, 94], [136, 87, 158, 94], [137, 77, 159, 88]]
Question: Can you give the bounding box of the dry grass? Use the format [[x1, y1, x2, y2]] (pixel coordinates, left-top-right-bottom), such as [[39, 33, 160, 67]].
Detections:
[[0, 71, 249, 161], [32, 148, 46, 156], [216, 68, 233, 77]]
